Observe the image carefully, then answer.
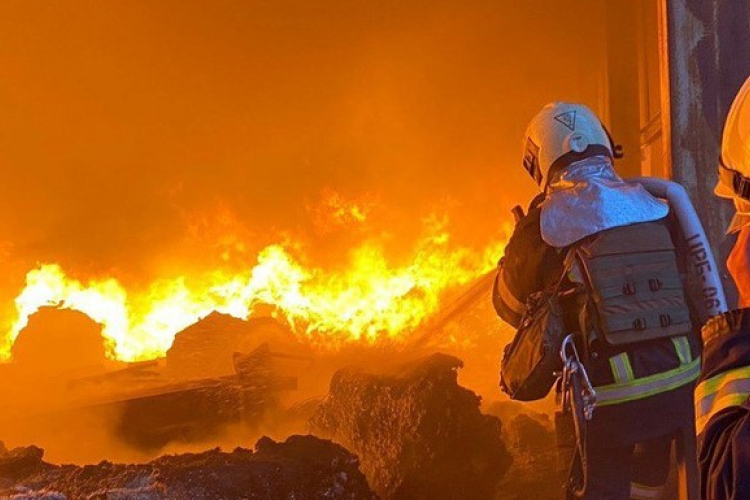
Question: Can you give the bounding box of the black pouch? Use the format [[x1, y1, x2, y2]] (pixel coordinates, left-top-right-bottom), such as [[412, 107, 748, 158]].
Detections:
[[499, 247, 577, 401], [500, 290, 566, 401]]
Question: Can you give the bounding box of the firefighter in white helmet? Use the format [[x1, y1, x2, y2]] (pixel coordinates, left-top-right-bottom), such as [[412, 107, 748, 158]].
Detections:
[[495, 102, 702, 500], [694, 75, 750, 500]]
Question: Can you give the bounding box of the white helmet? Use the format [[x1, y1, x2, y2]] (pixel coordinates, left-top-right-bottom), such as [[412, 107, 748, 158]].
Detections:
[[718, 76, 750, 232], [523, 102, 616, 189]]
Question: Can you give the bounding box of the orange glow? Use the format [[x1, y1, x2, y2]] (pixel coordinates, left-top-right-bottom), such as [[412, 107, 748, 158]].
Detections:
[[310, 188, 374, 234], [1, 220, 510, 362], [0, 1, 604, 366]]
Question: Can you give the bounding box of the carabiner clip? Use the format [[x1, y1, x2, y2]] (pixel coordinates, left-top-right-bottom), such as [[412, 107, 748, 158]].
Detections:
[[559, 334, 598, 421]]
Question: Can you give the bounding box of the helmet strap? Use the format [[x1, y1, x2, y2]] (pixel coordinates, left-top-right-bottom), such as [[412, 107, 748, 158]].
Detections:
[[602, 124, 624, 159], [719, 156, 750, 200]]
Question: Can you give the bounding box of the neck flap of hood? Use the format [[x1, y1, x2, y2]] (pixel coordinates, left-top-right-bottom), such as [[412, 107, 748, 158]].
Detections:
[[539, 156, 669, 248]]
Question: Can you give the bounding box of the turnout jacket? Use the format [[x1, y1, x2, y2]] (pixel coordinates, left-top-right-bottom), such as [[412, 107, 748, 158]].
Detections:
[[695, 310, 750, 500], [493, 195, 700, 444]]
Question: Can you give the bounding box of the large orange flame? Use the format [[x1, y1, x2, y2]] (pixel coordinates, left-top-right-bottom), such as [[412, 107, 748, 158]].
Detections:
[[0, 203, 511, 362]]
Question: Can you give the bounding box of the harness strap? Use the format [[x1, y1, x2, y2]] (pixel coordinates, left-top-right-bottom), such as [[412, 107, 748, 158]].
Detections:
[[609, 353, 635, 384], [671, 336, 692, 365]]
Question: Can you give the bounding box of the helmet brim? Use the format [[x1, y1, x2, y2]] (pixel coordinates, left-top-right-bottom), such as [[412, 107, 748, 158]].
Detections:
[[715, 177, 736, 199], [727, 211, 750, 234], [714, 177, 750, 233]]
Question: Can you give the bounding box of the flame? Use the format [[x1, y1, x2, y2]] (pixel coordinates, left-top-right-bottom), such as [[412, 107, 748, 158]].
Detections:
[[309, 188, 374, 234], [0, 220, 511, 362]]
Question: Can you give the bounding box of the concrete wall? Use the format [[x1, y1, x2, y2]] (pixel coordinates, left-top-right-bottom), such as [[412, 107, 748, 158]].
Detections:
[[666, 0, 750, 304], [605, 0, 644, 178]]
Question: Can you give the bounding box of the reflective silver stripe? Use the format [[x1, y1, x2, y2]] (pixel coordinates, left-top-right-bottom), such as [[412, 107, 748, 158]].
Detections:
[[495, 269, 526, 316], [609, 353, 634, 384], [695, 366, 750, 435], [671, 336, 691, 365], [630, 482, 665, 500], [596, 357, 700, 407]]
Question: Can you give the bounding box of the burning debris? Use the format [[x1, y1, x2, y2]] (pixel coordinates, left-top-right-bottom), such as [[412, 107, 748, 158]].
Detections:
[[165, 312, 295, 379], [0, 281, 546, 497], [2, 225, 504, 363], [310, 353, 511, 500], [84, 342, 299, 451], [0, 436, 378, 500], [0, 295, 573, 499], [0, 310, 305, 459], [10, 307, 114, 377]]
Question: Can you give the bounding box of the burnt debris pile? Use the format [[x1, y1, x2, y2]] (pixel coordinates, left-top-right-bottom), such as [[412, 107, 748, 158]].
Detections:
[[165, 312, 296, 379], [310, 353, 512, 500], [0, 278, 565, 499], [0, 436, 378, 500], [487, 402, 560, 500], [10, 307, 114, 378], [0, 443, 50, 485]]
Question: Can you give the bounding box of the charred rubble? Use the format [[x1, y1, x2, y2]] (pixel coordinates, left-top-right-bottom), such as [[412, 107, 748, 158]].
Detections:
[[111, 342, 298, 451], [0, 436, 378, 500], [36, 311, 302, 453], [486, 402, 560, 500], [165, 312, 297, 379], [0, 281, 569, 500], [310, 353, 512, 500], [8, 307, 115, 378]]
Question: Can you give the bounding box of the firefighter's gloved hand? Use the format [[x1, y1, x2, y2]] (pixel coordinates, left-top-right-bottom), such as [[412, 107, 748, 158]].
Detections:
[[728, 226, 750, 307]]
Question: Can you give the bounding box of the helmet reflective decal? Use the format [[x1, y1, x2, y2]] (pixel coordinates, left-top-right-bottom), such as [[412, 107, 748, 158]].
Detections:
[[554, 110, 577, 131], [523, 138, 542, 185]]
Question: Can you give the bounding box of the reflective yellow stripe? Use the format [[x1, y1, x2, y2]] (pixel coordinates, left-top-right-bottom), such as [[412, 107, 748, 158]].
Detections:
[[695, 366, 750, 435], [671, 336, 692, 365], [609, 353, 635, 383], [596, 357, 700, 407], [630, 482, 665, 500], [495, 269, 526, 316]]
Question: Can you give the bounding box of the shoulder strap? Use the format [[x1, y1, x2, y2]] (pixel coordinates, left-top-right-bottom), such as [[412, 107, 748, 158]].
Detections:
[[550, 245, 579, 296]]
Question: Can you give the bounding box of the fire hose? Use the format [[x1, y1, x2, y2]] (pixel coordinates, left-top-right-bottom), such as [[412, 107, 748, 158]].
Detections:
[[630, 177, 728, 320], [557, 334, 597, 499]]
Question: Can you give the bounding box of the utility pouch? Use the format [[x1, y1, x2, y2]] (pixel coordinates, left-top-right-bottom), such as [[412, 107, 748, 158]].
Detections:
[[500, 291, 566, 401], [576, 221, 692, 346], [500, 250, 576, 401]]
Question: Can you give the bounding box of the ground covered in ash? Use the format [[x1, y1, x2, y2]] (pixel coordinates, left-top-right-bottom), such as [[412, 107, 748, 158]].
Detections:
[[0, 436, 378, 500]]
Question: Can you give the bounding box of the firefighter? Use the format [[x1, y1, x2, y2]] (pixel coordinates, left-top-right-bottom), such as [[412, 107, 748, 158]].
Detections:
[[694, 75, 750, 500], [494, 102, 702, 500]]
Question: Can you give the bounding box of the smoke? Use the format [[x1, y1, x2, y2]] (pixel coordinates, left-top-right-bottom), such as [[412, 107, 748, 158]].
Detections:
[[0, 0, 605, 285], [0, 0, 609, 460]]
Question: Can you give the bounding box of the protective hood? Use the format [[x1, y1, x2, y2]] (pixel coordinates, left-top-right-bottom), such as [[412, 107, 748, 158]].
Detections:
[[540, 156, 669, 248]]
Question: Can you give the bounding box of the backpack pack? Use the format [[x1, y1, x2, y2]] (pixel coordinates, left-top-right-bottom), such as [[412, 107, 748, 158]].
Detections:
[[575, 221, 692, 346]]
